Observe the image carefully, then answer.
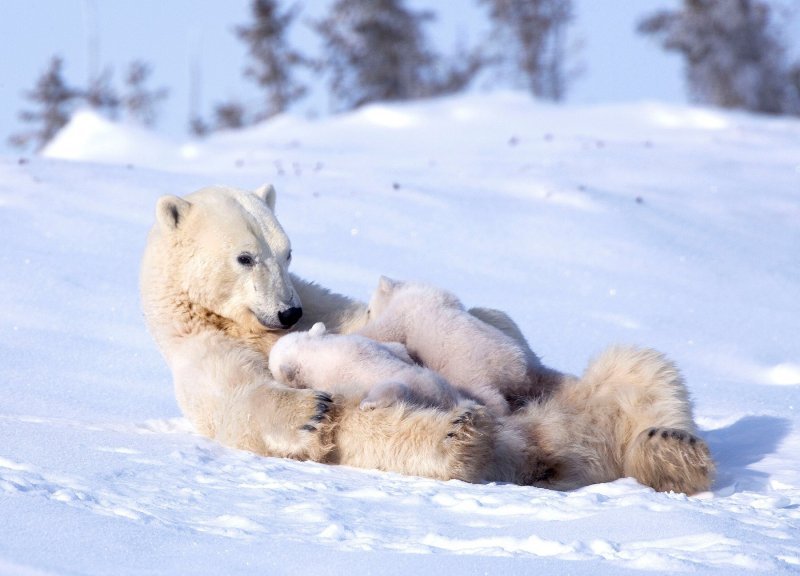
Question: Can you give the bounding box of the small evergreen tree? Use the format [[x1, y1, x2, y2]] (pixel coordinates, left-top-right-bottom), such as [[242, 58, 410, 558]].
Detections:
[[9, 56, 81, 150], [426, 40, 487, 97], [11, 56, 169, 149], [236, 0, 308, 120], [85, 67, 120, 119], [212, 101, 249, 130], [189, 115, 209, 137], [121, 61, 168, 126], [478, 0, 576, 101], [639, 0, 800, 115], [313, 0, 441, 110]]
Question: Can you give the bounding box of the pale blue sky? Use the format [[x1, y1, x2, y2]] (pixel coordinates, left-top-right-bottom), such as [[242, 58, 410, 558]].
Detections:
[[0, 0, 695, 152]]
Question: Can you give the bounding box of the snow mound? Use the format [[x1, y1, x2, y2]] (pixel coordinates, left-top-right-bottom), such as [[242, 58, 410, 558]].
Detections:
[[1, 91, 799, 574], [42, 109, 182, 168]]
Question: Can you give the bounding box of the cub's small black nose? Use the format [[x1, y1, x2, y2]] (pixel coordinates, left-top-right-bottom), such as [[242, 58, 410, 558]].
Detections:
[[278, 306, 303, 328]]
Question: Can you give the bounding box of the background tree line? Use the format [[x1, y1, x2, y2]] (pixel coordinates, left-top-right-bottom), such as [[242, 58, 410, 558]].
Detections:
[[11, 0, 800, 151]]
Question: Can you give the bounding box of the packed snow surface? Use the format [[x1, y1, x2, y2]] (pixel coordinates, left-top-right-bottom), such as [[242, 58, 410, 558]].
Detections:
[[1, 92, 798, 574]]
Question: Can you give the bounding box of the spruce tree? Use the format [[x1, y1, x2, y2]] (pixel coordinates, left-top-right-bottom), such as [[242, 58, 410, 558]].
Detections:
[[313, 0, 440, 110], [213, 101, 249, 130], [237, 0, 308, 120], [639, 0, 800, 115], [9, 56, 80, 150], [85, 67, 120, 120], [121, 61, 168, 126], [478, 0, 576, 101]]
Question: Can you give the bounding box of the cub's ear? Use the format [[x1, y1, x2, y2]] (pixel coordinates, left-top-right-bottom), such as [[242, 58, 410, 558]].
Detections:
[[254, 183, 277, 212], [309, 322, 327, 337], [156, 195, 191, 231], [279, 363, 297, 385], [378, 276, 399, 294]]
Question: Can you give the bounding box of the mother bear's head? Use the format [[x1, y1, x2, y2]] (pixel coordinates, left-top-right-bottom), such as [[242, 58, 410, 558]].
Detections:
[[144, 184, 302, 334]]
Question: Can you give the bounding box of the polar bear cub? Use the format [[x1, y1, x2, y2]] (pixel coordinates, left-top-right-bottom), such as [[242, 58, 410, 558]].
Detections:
[[359, 277, 558, 416], [269, 322, 463, 410]]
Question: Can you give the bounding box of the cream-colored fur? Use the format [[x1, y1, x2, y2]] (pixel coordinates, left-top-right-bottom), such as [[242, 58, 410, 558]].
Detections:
[[493, 347, 713, 493], [269, 322, 463, 410], [140, 184, 714, 494], [360, 277, 561, 415], [140, 184, 493, 482]]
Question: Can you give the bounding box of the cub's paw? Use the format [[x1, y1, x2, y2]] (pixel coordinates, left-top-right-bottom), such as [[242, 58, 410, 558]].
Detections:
[[359, 398, 391, 411], [625, 427, 715, 494], [360, 381, 409, 411]]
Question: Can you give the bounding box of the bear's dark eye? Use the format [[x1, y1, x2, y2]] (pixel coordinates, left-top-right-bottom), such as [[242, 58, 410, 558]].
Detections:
[[237, 253, 255, 267], [287, 250, 292, 263]]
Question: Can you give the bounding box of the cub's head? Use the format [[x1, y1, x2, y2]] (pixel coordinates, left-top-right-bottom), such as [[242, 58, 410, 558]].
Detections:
[[365, 277, 463, 322], [268, 323, 327, 386], [152, 184, 302, 332], [366, 276, 403, 320]]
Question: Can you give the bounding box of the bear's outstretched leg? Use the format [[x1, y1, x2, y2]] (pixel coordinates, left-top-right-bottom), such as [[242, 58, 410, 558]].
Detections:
[[329, 398, 495, 482], [564, 346, 715, 493], [624, 427, 714, 494], [503, 346, 714, 494]]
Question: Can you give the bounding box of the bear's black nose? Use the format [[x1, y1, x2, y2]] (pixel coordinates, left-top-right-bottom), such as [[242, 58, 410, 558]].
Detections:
[[278, 306, 303, 328]]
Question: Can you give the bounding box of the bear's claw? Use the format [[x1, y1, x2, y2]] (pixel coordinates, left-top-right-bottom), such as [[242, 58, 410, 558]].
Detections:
[[301, 392, 334, 430], [440, 404, 494, 483], [447, 410, 475, 437], [626, 426, 715, 494]]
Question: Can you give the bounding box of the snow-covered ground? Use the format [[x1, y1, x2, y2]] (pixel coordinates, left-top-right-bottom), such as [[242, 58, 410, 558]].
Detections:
[[1, 92, 798, 574]]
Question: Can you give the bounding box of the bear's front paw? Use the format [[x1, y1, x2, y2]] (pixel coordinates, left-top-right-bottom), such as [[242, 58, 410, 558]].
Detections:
[[446, 407, 480, 439], [290, 390, 335, 461], [441, 404, 495, 482], [299, 391, 334, 432], [625, 427, 715, 494]]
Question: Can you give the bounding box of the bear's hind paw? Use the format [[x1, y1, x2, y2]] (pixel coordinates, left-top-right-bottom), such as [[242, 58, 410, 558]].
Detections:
[[625, 426, 715, 495]]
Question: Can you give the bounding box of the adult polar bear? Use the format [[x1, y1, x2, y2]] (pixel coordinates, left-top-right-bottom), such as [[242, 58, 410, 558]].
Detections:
[[140, 184, 714, 494]]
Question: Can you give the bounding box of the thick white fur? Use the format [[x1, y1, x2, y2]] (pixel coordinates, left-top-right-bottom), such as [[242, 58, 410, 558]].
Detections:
[[492, 347, 712, 493], [140, 185, 494, 482], [269, 322, 463, 410], [359, 277, 561, 415], [140, 184, 714, 493]]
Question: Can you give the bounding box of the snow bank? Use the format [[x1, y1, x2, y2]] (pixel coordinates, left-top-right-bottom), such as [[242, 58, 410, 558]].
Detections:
[[1, 91, 799, 574], [42, 109, 182, 168]]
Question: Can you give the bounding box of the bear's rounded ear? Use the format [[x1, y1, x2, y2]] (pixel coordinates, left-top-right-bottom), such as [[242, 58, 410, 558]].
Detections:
[[156, 195, 191, 231], [378, 276, 398, 294], [309, 322, 327, 337], [254, 184, 277, 212]]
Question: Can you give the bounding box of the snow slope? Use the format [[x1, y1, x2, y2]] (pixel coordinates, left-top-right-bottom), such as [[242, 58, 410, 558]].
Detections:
[[1, 92, 798, 574]]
